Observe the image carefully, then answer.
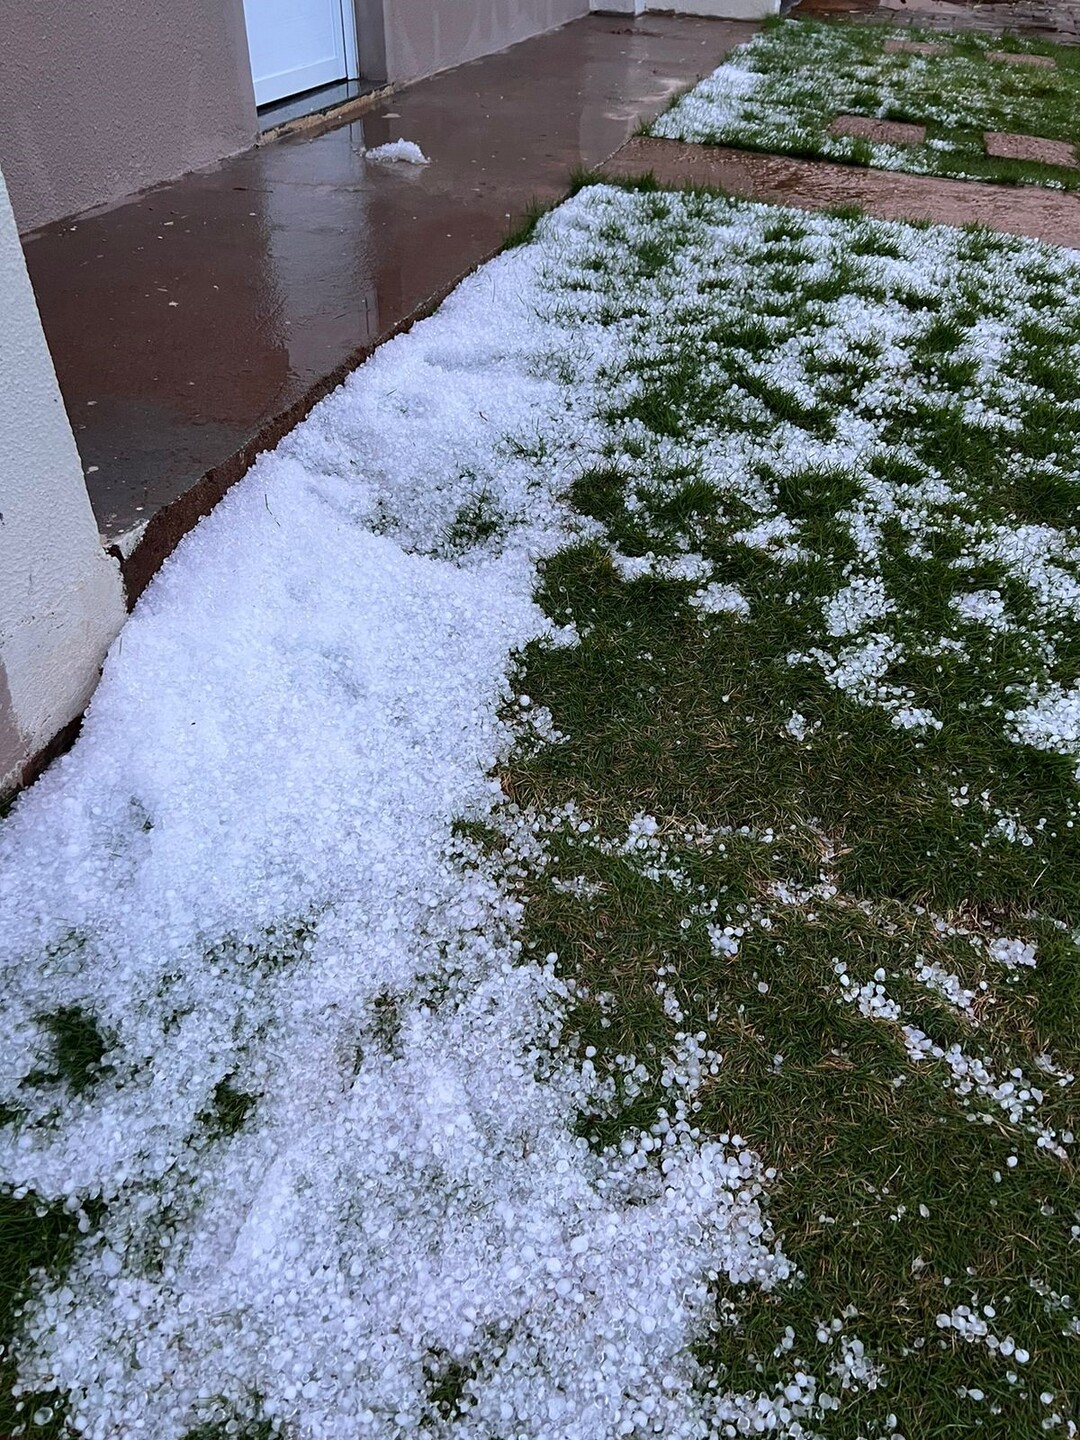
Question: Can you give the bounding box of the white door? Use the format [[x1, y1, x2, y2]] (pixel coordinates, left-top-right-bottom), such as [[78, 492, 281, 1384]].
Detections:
[[243, 0, 357, 107]]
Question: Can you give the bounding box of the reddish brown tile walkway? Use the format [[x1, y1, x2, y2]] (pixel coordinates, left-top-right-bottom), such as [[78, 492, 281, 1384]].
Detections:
[[984, 131, 1080, 165], [830, 114, 927, 142], [601, 135, 1080, 246], [21, 13, 756, 589], [794, 0, 1080, 42]]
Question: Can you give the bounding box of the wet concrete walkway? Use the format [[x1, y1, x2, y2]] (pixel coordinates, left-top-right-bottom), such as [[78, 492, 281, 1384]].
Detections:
[[21, 13, 755, 594], [603, 135, 1080, 247]]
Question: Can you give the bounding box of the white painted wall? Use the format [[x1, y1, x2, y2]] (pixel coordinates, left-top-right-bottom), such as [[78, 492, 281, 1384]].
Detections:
[[0, 166, 126, 798]]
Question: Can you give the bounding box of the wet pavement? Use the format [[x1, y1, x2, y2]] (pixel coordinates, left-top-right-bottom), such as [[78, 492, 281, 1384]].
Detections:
[[602, 135, 1080, 246], [22, 13, 755, 589], [794, 0, 1080, 42]]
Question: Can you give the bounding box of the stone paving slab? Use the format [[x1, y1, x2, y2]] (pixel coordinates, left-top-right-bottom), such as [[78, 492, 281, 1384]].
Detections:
[[601, 134, 1080, 248], [883, 38, 952, 53], [830, 114, 928, 143], [984, 130, 1080, 165], [986, 47, 1056, 63]]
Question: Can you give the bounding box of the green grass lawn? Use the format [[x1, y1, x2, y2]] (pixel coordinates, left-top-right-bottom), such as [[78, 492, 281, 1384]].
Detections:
[[652, 18, 1080, 190], [495, 182, 1080, 1437]]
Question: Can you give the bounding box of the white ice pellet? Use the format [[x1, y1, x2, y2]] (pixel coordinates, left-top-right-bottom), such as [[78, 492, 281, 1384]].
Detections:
[[365, 139, 430, 165]]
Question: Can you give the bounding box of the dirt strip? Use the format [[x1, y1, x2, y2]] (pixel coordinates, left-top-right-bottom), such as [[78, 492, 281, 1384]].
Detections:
[[600, 135, 1080, 247]]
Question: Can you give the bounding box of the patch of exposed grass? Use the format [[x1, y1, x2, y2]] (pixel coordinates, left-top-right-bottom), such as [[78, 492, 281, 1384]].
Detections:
[[24, 1007, 113, 1098], [202, 1076, 260, 1139], [445, 485, 505, 553], [506, 563, 1080, 1432], [0, 1194, 101, 1437], [495, 185, 1080, 1433], [423, 1349, 480, 1424]]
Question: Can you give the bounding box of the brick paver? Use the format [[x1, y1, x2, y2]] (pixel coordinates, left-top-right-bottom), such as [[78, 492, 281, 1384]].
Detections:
[[883, 38, 952, 53], [984, 130, 1080, 165], [986, 47, 1056, 63], [830, 114, 928, 142]]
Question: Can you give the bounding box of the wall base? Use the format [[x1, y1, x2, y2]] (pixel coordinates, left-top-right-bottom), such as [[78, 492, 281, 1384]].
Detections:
[[654, 0, 779, 13], [594, 0, 778, 14], [0, 167, 126, 803]]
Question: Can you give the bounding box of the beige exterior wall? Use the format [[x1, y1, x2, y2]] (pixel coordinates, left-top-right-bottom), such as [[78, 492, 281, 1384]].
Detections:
[[0, 0, 257, 234], [0, 168, 126, 800], [382, 0, 590, 85]]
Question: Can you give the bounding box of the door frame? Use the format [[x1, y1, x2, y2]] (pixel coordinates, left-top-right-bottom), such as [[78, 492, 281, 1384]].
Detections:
[[243, 0, 366, 108], [353, 0, 388, 85], [340, 0, 361, 81]]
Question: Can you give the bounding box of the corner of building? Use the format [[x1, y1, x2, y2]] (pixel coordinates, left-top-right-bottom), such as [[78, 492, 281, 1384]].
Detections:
[[0, 167, 126, 802]]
